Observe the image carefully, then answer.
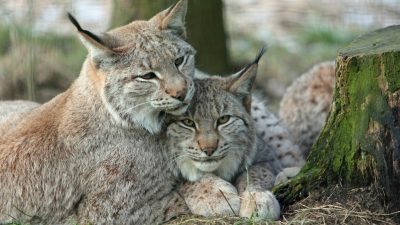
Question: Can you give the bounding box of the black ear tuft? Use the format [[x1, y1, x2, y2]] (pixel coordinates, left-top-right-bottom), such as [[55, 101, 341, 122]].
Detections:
[[240, 46, 267, 76], [253, 46, 267, 65], [67, 12, 104, 45], [67, 12, 83, 31]]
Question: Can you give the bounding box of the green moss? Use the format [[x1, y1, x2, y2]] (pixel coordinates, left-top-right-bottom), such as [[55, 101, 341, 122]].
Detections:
[[273, 165, 324, 204], [383, 52, 400, 92], [319, 52, 396, 184]]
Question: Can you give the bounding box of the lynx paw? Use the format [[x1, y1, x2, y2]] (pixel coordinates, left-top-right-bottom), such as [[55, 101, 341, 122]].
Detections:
[[274, 167, 301, 186], [239, 190, 280, 220], [179, 173, 240, 216]]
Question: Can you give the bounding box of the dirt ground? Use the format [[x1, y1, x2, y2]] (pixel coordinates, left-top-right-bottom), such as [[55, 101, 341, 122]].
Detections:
[[166, 184, 400, 225]]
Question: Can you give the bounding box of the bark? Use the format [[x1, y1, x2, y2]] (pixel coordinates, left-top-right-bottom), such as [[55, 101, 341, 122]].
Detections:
[[273, 25, 400, 205], [111, 0, 231, 74]]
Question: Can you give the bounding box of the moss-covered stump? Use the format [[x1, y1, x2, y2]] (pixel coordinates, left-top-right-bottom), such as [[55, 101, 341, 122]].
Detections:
[[273, 25, 400, 207]]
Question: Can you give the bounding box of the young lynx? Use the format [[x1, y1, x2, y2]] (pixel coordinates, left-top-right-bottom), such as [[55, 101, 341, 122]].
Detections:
[[0, 1, 197, 224], [166, 50, 281, 219]]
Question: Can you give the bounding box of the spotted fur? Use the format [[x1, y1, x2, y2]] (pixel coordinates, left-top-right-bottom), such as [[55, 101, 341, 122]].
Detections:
[[251, 95, 305, 168], [279, 61, 335, 157]]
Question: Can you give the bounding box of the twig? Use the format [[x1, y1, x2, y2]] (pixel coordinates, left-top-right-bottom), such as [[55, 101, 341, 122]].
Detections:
[[219, 189, 238, 217]]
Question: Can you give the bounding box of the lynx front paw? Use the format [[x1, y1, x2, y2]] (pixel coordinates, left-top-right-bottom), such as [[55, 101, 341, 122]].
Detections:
[[274, 167, 301, 186], [179, 173, 240, 216], [239, 190, 280, 220]]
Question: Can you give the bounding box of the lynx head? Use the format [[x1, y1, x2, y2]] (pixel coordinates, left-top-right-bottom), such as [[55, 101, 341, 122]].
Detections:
[[166, 49, 265, 182], [69, 0, 195, 134]]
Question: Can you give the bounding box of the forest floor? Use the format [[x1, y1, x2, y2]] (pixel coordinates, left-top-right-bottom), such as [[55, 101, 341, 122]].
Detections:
[[167, 184, 400, 225]]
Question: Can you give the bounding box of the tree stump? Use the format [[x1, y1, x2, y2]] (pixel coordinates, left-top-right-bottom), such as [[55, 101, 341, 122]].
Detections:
[[273, 25, 400, 207]]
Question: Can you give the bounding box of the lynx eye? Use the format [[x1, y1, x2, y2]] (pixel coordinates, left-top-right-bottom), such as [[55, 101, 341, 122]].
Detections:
[[217, 115, 231, 125], [174, 56, 184, 67], [140, 72, 157, 80], [181, 119, 195, 127]]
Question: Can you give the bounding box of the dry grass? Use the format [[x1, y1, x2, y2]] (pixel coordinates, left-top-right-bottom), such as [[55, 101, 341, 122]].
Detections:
[[166, 215, 278, 225], [167, 204, 400, 225], [167, 185, 400, 225], [283, 203, 400, 225]]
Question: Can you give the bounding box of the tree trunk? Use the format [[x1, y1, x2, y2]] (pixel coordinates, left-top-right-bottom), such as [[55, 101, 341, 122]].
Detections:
[[111, 0, 231, 74], [273, 25, 400, 206], [184, 0, 230, 74]]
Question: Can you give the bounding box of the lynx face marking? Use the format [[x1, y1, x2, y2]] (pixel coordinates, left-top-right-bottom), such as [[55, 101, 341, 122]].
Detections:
[[168, 106, 254, 182], [166, 57, 263, 181], [100, 31, 196, 133]]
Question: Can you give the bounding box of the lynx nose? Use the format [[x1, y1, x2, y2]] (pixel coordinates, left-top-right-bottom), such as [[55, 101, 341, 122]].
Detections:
[[165, 76, 189, 102], [198, 139, 219, 157], [165, 84, 187, 101], [166, 88, 187, 101], [202, 147, 217, 157]]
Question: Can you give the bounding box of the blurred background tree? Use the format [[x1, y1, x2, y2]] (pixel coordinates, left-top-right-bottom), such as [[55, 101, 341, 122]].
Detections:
[[111, 0, 230, 74]]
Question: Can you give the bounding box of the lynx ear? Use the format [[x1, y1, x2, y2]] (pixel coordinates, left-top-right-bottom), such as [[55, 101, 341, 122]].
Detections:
[[150, 0, 188, 38], [226, 47, 266, 112], [68, 13, 114, 60]]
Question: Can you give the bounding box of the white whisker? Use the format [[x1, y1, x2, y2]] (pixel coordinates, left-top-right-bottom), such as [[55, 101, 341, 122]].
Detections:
[[123, 101, 152, 112], [165, 153, 189, 165]]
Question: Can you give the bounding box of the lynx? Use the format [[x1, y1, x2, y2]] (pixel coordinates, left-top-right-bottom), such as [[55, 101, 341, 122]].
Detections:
[[0, 1, 197, 224], [279, 61, 335, 156], [166, 50, 281, 219]]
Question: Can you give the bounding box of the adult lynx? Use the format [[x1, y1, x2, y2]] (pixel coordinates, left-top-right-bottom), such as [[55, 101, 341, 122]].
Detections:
[[0, 1, 196, 224]]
